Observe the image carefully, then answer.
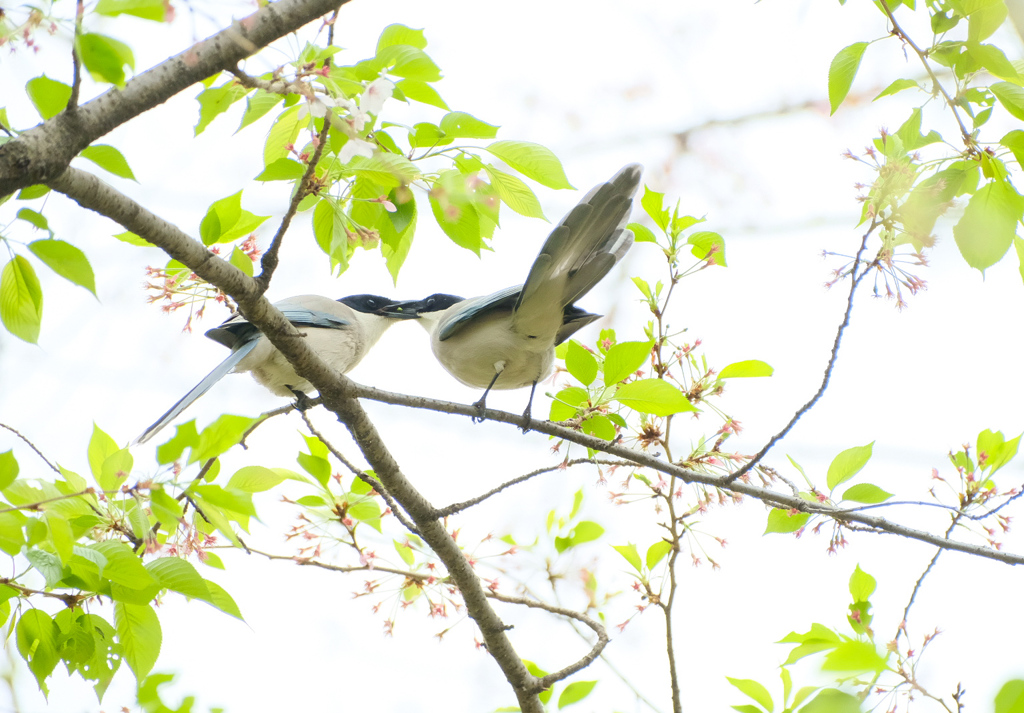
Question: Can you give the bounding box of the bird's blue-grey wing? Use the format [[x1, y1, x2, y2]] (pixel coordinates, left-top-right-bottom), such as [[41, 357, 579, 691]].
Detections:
[[437, 285, 522, 341]]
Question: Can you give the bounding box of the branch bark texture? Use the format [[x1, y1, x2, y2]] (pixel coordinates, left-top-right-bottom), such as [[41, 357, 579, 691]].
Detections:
[[0, 0, 350, 196]]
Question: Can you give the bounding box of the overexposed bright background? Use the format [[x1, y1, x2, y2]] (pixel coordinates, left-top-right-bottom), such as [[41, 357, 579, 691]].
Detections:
[[2, 0, 1024, 711]]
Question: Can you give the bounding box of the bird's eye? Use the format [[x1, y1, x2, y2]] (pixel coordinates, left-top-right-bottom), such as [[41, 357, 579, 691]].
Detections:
[[367, 298, 378, 307]]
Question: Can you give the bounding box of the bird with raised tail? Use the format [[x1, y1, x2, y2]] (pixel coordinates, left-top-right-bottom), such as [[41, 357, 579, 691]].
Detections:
[[136, 294, 419, 444], [386, 163, 643, 428]]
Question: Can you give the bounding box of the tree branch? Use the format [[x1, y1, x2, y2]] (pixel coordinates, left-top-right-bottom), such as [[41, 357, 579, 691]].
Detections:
[[724, 222, 875, 483], [0, 0, 352, 196], [349, 383, 1024, 567], [435, 458, 629, 518], [487, 590, 609, 691], [0, 422, 60, 474]]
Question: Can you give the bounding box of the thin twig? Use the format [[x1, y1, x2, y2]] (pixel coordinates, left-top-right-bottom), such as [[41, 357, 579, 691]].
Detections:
[[299, 412, 420, 535], [255, 118, 331, 293], [724, 222, 876, 483], [435, 458, 630, 518], [878, 1, 973, 145], [176, 457, 218, 501], [895, 514, 961, 645], [66, 0, 85, 111], [486, 590, 609, 691], [247, 546, 437, 580], [0, 423, 60, 474]]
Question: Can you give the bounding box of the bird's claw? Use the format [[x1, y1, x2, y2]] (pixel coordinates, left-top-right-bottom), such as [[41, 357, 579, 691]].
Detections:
[[520, 406, 533, 434], [471, 397, 487, 424], [289, 388, 314, 412]]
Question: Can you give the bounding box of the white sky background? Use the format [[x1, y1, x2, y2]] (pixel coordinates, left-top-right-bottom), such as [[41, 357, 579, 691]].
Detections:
[[2, 0, 1024, 711]]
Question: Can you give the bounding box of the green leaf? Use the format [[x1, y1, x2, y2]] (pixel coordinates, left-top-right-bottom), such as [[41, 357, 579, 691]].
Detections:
[[16, 609, 60, 692], [726, 677, 773, 712], [263, 104, 303, 163], [255, 158, 306, 182], [428, 179, 485, 254], [26, 76, 72, 120], [967, 0, 1008, 42], [953, 179, 1024, 273], [612, 543, 642, 572], [640, 187, 668, 230], [439, 112, 499, 139], [874, 78, 920, 100], [485, 140, 573, 189], [190, 414, 257, 463], [229, 246, 253, 277], [395, 79, 448, 110], [646, 540, 672, 569], [484, 165, 546, 219], [828, 42, 869, 115], [569, 521, 604, 546], [114, 602, 162, 680], [375, 45, 442, 81], [603, 341, 652, 386], [841, 483, 893, 504], [312, 197, 351, 272], [77, 33, 134, 87], [28, 240, 97, 295], [16, 208, 50, 233], [849, 564, 876, 601], [155, 421, 198, 465], [614, 378, 696, 416], [146, 557, 210, 600], [202, 578, 244, 619], [0, 451, 18, 490], [968, 42, 1018, 81], [79, 144, 136, 180], [199, 191, 270, 246], [765, 508, 810, 534], [17, 185, 50, 200], [25, 548, 64, 587], [822, 640, 886, 673], [800, 689, 862, 713], [1002, 130, 1024, 169], [45, 510, 74, 564], [688, 231, 726, 266], [629, 222, 657, 243], [719, 360, 773, 379], [995, 680, 1024, 713], [557, 680, 596, 708], [1016, 236, 1024, 285], [565, 340, 598, 386], [227, 465, 286, 493], [92, 541, 158, 589], [113, 230, 155, 247], [94, 0, 167, 21], [377, 23, 428, 51], [993, 81, 1024, 120], [826, 442, 874, 490], [581, 413, 616, 441], [0, 256, 44, 343], [238, 89, 282, 131]]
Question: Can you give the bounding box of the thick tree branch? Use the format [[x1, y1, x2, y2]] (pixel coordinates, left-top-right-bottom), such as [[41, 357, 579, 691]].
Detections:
[[0, 0, 351, 196]]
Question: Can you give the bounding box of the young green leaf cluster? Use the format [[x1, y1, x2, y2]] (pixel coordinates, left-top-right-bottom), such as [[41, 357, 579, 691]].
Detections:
[[828, 0, 1024, 302]]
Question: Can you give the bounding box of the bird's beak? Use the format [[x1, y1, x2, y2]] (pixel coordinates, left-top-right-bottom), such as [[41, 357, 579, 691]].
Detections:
[[379, 300, 424, 319]]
